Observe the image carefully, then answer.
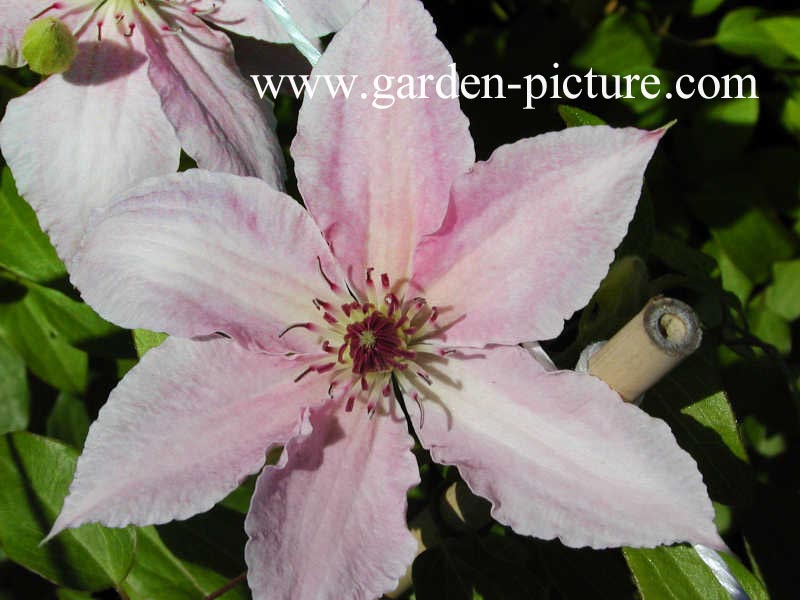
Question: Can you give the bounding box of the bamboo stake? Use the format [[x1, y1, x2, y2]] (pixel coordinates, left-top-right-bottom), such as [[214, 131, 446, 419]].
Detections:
[[587, 296, 702, 402], [386, 296, 703, 598]]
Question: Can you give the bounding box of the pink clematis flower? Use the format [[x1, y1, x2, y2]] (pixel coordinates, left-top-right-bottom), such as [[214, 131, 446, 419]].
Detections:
[[47, 0, 724, 597], [0, 0, 362, 264]]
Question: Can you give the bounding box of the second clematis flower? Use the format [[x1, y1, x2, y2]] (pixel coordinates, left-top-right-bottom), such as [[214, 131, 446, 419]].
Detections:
[[0, 0, 363, 264], [47, 0, 725, 598]]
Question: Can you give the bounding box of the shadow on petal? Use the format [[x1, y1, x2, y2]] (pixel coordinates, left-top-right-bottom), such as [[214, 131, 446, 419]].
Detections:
[[64, 41, 147, 85]]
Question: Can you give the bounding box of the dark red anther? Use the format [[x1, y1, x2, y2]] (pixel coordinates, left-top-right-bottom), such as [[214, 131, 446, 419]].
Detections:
[[321, 340, 334, 353], [314, 298, 331, 311], [341, 303, 353, 317], [97, 21, 103, 41], [337, 344, 348, 363], [417, 370, 433, 386], [381, 273, 390, 289], [382, 384, 391, 397], [360, 377, 368, 391], [323, 312, 338, 325], [366, 267, 375, 287], [430, 307, 439, 322], [316, 362, 336, 374], [124, 23, 135, 37], [345, 396, 356, 412]]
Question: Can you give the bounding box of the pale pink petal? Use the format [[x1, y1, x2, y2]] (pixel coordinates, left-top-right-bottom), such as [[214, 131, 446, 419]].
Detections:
[[202, 0, 364, 42], [70, 170, 346, 354], [292, 0, 474, 296], [0, 36, 180, 263], [0, 0, 55, 67], [276, 0, 366, 38], [405, 345, 724, 550], [47, 336, 326, 539], [412, 126, 663, 346], [140, 9, 284, 187], [245, 399, 419, 600]]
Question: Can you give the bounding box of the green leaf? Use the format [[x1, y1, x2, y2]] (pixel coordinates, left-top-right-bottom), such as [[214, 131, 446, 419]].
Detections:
[[715, 7, 796, 68], [747, 293, 791, 355], [690, 0, 726, 17], [759, 16, 800, 61], [413, 534, 543, 600], [780, 86, 800, 141], [0, 278, 88, 392], [120, 526, 248, 600], [46, 394, 90, 449], [0, 275, 129, 389], [624, 545, 769, 600], [765, 259, 800, 321], [0, 336, 29, 434], [644, 349, 751, 506], [0, 432, 136, 591], [133, 329, 168, 358], [56, 589, 94, 600], [557, 105, 605, 127], [690, 96, 759, 166], [704, 240, 753, 305], [0, 166, 65, 283], [572, 12, 659, 74], [711, 208, 795, 285]]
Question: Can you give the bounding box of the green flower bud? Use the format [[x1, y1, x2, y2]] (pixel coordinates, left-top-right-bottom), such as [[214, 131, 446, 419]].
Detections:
[[22, 17, 78, 76]]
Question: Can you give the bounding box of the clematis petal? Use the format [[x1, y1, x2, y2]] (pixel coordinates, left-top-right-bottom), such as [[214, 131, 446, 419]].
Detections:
[[140, 9, 284, 188], [0, 0, 56, 67], [406, 345, 724, 550], [0, 37, 180, 264], [244, 399, 419, 600], [70, 170, 346, 354], [292, 0, 474, 296], [412, 125, 663, 346], [47, 336, 326, 539], [204, 0, 365, 42]]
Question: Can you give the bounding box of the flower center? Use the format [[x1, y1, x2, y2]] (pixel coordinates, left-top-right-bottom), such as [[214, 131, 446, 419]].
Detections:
[[32, 0, 220, 42], [345, 310, 410, 375], [279, 261, 448, 417]]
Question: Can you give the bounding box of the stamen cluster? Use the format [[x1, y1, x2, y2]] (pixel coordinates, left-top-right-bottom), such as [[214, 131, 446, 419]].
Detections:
[[32, 0, 221, 42], [281, 261, 443, 417]]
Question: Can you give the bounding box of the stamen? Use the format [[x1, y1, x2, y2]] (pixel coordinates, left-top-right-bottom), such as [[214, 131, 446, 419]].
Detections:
[[293, 366, 314, 383], [345, 395, 356, 412], [96, 20, 103, 41], [32, 3, 63, 20], [124, 23, 135, 37], [278, 322, 314, 338], [365, 267, 375, 288], [323, 312, 338, 325], [317, 256, 340, 293], [381, 273, 390, 289], [412, 391, 425, 429], [416, 370, 433, 386], [313, 298, 331, 311]]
